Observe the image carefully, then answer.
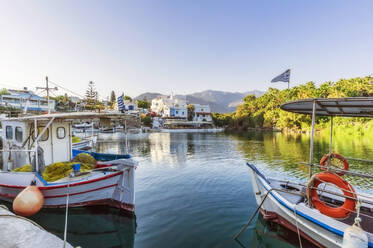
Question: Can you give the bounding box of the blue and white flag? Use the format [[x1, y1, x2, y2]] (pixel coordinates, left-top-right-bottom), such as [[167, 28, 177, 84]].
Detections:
[[117, 94, 125, 111], [271, 69, 291, 83]]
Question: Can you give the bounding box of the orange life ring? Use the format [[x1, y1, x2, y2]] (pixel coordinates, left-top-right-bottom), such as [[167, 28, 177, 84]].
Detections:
[[307, 172, 356, 219], [320, 153, 349, 176]]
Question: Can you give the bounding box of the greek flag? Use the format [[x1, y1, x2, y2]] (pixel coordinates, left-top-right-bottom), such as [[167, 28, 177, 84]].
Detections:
[[271, 69, 291, 83], [117, 94, 125, 111]]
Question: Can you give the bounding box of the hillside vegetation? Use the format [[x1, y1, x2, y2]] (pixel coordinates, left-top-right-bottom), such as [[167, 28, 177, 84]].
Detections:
[[212, 76, 373, 132]]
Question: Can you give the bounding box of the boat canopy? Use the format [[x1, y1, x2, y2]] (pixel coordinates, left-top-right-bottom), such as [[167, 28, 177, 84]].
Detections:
[[280, 97, 373, 117], [2, 112, 133, 122]]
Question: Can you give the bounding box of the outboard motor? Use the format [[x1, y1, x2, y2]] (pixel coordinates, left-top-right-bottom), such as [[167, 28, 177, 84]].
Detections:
[[31, 147, 45, 173]]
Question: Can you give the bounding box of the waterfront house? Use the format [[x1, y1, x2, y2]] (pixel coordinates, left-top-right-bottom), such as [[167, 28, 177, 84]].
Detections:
[[192, 104, 212, 123], [0, 88, 55, 112], [124, 100, 138, 111], [151, 94, 187, 119]]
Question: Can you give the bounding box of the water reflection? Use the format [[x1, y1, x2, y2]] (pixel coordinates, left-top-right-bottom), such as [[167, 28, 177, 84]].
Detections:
[[10, 130, 373, 248], [148, 133, 189, 166], [232, 131, 373, 190], [97, 133, 197, 167], [30, 207, 136, 248], [234, 215, 316, 248]]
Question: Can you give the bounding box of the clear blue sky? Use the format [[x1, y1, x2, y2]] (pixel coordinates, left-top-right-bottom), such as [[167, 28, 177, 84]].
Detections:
[[0, 0, 372, 99]]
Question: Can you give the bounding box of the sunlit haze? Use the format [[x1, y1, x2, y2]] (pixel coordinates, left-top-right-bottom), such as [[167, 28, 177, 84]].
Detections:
[[1, 0, 372, 99]]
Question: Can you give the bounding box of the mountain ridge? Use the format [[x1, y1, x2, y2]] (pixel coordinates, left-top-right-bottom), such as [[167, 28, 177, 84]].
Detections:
[[134, 89, 264, 113]]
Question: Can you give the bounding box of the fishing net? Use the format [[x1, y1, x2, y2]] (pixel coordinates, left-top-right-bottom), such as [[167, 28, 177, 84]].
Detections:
[[13, 153, 97, 182], [72, 153, 96, 165], [42, 162, 95, 182], [13, 164, 32, 172], [72, 136, 81, 143]]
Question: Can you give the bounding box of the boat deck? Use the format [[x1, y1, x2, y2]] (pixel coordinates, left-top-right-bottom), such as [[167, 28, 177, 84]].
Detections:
[[268, 178, 373, 233]]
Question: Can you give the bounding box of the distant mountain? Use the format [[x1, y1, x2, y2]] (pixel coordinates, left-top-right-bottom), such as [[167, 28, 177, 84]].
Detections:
[[134, 90, 264, 113], [134, 92, 163, 101]]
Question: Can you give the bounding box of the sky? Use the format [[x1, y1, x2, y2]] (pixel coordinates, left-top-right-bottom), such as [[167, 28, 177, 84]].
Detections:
[[0, 0, 372, 100]]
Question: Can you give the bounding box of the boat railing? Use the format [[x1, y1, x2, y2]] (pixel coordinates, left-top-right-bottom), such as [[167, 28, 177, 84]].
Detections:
[[1, 149, 36, 153], [343, 157, 373, 164], [300, 162, 373, 179], [268, 177, 373, 206]]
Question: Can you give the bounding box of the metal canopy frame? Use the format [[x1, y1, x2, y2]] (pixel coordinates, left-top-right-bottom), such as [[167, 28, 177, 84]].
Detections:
[[281, 97, 373, 180], [280, 97, 373, 117]]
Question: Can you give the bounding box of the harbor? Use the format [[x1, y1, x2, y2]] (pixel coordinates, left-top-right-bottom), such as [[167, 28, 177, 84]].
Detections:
[[10, 129, 372, 248], [1, 1, 373, 247]]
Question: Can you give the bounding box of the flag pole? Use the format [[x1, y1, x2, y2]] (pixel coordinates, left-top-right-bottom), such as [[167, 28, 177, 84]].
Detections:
[[288, 69, 291, 89]]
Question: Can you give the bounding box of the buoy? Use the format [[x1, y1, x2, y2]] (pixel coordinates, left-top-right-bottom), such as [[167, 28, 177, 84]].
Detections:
[[13, 181, 44, 216], [308, 172, 356, 219], [342, 224, 368, 248], [320, 153, 349, 176]]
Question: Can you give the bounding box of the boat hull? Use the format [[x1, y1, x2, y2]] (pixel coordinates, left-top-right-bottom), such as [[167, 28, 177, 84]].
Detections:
[[247, 163, 373, 248], [0, 162, 136, 214]]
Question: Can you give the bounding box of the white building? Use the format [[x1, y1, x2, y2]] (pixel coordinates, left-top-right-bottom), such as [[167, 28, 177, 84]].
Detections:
[[123, 100, 138, 111], [0, 89, 55, 112], [151, 94, 187, 119], [193, 104, 212, 122]]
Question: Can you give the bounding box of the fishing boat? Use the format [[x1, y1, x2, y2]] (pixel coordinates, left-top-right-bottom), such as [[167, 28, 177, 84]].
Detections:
[[239, 97, 373, 247], [71, 136, 96, 150], [0, 112, 138, 214]]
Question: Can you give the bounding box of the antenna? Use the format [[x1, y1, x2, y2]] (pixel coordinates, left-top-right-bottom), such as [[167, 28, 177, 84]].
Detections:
[[36, 76, 58, 114]]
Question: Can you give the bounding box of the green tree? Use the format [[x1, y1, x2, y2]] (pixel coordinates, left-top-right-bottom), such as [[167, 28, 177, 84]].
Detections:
[[85, 81, 98, 105], [141, 115, 152, 127], [110, 91, 116, 103], [226, 76, 373, 131], [187, 104, 195, 121], [0, 88, 10, 95], [137, 98, 151, 109], [124, 95, 132, 101]]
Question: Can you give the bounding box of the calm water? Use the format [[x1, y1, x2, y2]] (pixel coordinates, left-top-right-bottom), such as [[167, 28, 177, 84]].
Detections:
[[29, 131, 373, 247]]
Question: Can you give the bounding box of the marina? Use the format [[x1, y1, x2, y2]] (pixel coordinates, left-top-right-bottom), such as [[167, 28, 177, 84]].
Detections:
[[1, 1, 372, 247], [1, 110, 373, 247], [5, 128, 367, 248]]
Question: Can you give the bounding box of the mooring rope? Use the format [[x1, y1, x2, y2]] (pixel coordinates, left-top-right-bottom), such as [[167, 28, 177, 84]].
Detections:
[[293, 205, 303, 248], [63, 176, 71, 248]]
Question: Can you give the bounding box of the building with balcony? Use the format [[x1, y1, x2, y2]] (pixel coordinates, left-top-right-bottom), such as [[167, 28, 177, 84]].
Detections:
[[0, 89, 55, 112]]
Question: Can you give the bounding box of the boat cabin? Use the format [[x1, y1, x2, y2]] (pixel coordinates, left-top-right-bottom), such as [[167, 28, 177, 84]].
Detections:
[[1, 112, 133, 172]]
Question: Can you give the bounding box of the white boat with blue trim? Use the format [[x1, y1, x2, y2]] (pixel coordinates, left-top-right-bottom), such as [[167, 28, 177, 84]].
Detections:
[[0, 112, 138, 214], [241, 98, 373, 248]]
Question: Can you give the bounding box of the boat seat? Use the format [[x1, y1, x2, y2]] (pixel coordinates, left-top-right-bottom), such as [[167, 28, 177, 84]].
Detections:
[[268, 178, 306, 205]]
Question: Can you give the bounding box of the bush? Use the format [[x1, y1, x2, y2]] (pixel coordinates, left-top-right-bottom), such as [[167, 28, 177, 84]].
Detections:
[[141, 115, 152, 127]]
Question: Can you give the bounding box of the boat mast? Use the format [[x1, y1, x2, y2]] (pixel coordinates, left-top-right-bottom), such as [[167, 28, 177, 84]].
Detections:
[[36, 76, 58, 114], [34, 119, 38, 172]]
